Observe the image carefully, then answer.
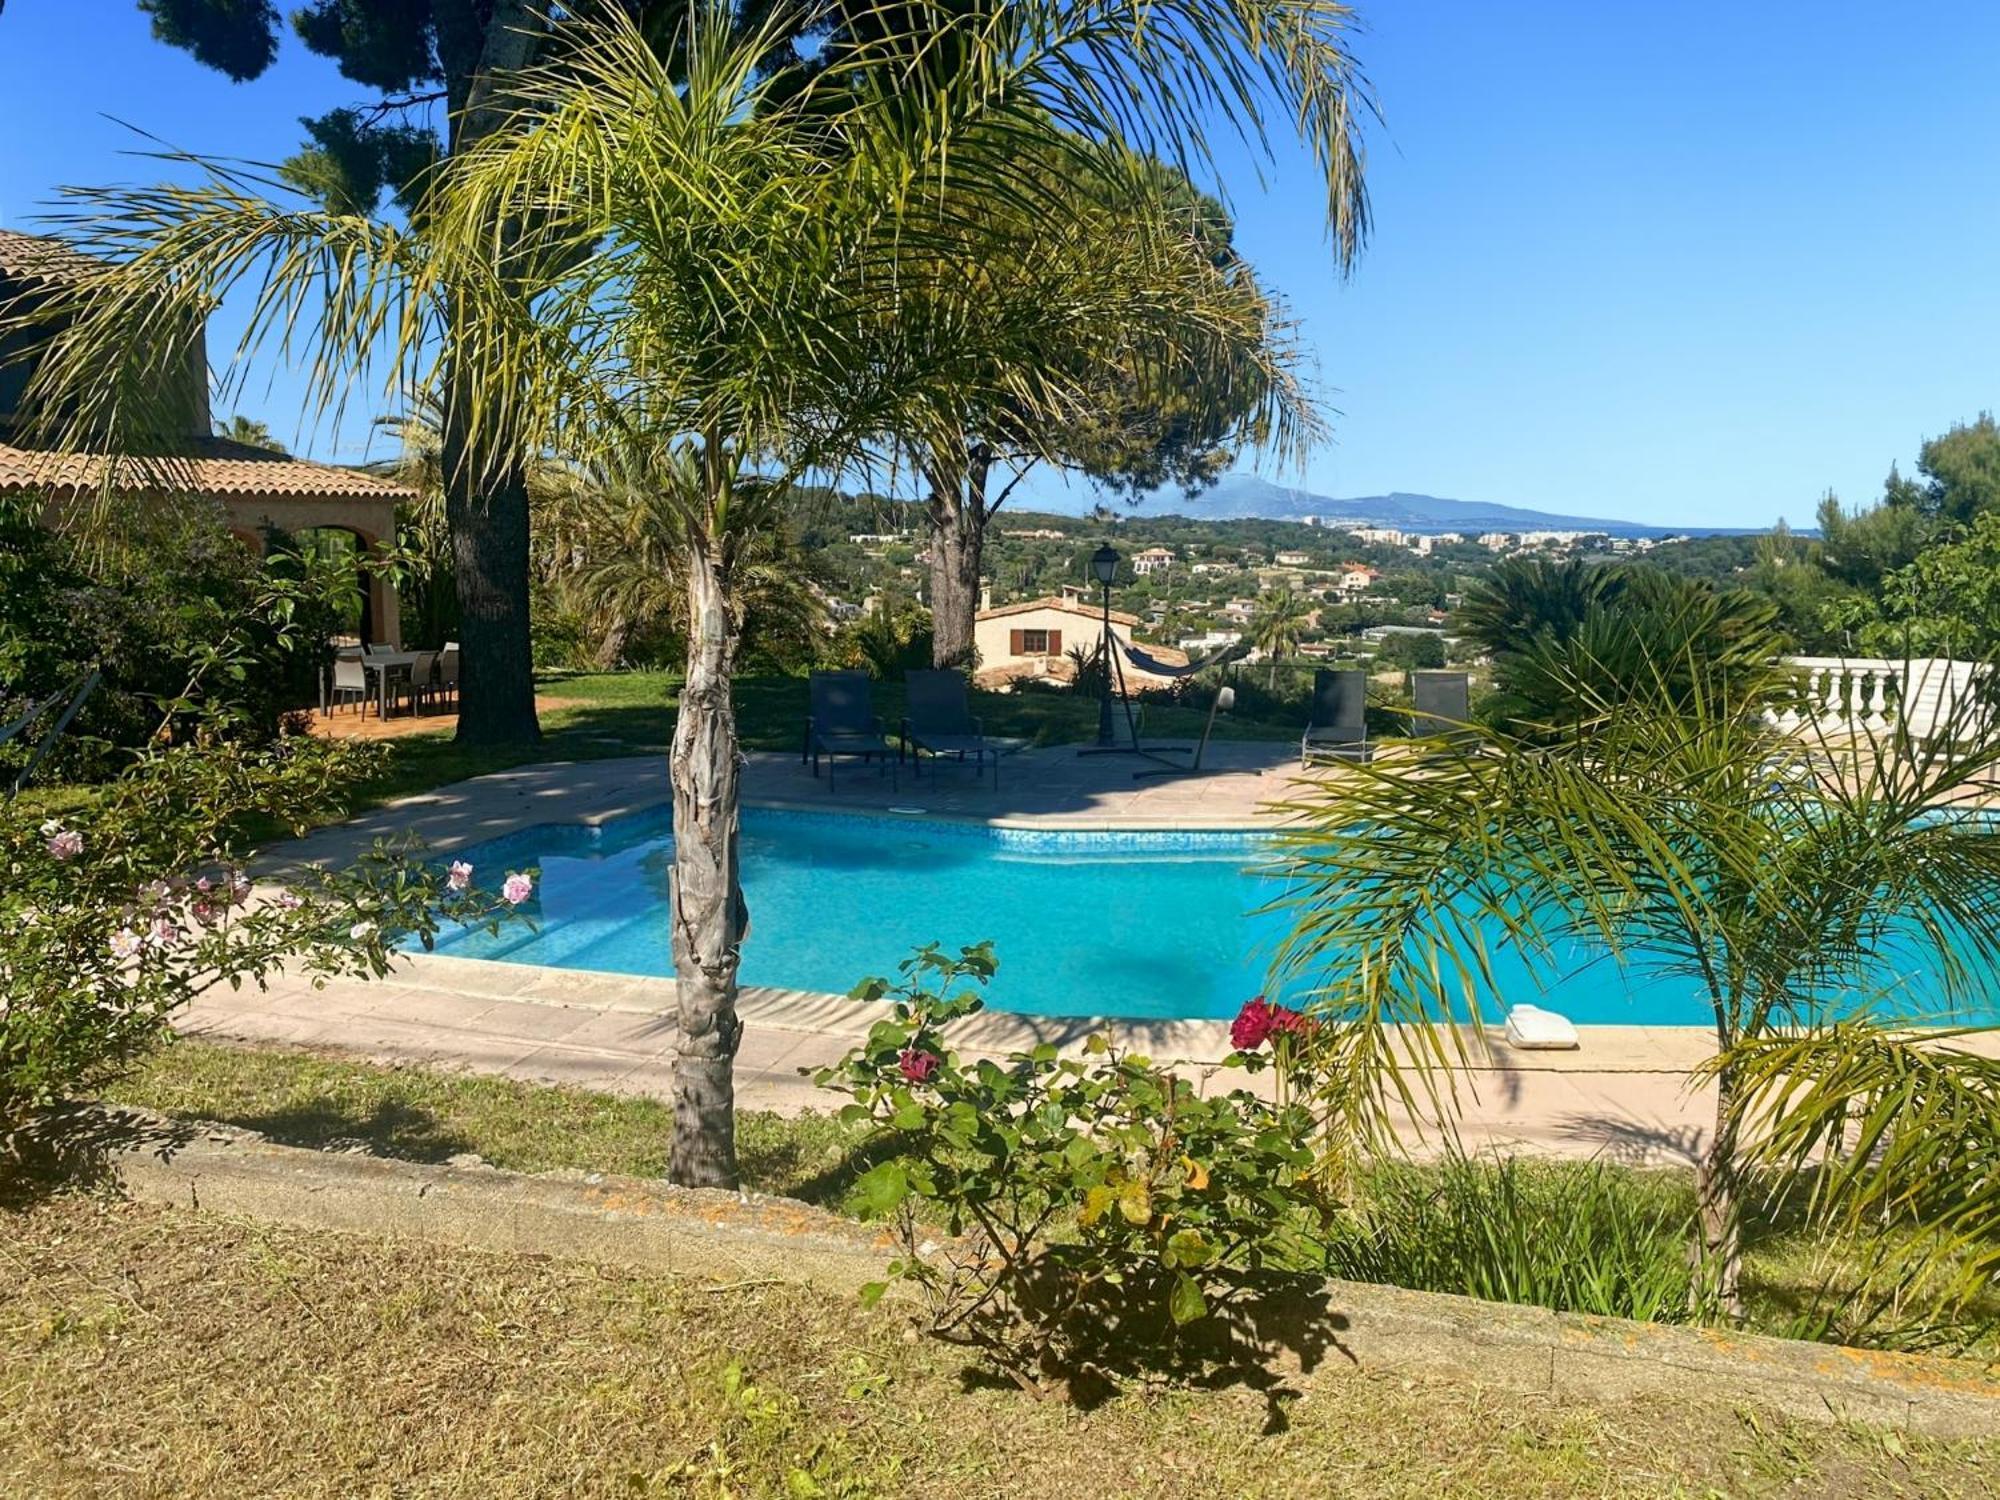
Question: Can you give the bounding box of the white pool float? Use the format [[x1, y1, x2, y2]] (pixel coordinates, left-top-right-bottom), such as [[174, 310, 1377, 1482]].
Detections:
[[1505, 1003, 1580, 1051]]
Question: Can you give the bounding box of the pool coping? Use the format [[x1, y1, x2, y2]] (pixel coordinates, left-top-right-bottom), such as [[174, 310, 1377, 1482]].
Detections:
[[383, 948, 1725, 1072]]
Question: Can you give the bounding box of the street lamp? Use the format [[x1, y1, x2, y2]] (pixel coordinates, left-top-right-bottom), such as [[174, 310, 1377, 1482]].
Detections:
[[1091, 543, 1120, 747]]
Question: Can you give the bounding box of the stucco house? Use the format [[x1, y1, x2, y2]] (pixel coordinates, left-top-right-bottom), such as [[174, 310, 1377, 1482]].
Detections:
[[1131, 545, 1176, 576], [972, 593, 1188, 691], [0, 230, 414, 644]]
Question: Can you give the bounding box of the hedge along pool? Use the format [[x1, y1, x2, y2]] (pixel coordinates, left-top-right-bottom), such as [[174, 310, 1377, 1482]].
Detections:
[[417, 806, 1986, 1025]]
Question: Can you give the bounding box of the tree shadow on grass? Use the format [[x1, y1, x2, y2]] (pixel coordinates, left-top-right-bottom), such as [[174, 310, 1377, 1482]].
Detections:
[[3, 1103, 197, 1210], [197, 1095, 477, 1164]]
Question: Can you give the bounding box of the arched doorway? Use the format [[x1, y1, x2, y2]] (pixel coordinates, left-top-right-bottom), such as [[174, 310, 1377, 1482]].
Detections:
[[290, 524, 400, 647]]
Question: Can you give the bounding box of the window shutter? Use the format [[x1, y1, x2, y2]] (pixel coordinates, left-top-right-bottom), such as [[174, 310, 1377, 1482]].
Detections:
[[1047, 629, 1062, 655], [1009, 629, 1024, 656]]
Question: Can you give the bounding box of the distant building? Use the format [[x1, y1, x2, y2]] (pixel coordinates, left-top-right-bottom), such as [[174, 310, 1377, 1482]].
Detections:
[[1274, 549, 1313, 566], [1001, 527, 1068, 540], [1334, 565, 1379, 597], [1190, 560, 1238, 575], [1132, 545, 1177, 576], [972, 595, 1187, 692]]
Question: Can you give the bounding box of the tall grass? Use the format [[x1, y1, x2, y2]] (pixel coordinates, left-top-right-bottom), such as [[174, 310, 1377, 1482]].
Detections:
[[1328, 1153, 1699, 1323]]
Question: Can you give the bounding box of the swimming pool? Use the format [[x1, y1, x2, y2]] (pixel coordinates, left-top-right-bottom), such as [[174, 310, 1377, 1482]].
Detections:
[[417, 806, 1985, 1025]]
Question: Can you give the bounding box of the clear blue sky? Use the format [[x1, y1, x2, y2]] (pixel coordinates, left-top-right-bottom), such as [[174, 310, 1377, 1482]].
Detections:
[[3, 1, 1996, 528]]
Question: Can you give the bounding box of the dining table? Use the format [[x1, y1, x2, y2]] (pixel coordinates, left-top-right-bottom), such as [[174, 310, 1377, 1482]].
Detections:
[[330, 650, 426, 719]]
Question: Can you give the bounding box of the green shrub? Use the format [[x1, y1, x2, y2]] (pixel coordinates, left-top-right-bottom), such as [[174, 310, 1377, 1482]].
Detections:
[[816, 946, 1331, 1395], [1330, 1153, 1698, 1323], [0, 496, 348, 781]]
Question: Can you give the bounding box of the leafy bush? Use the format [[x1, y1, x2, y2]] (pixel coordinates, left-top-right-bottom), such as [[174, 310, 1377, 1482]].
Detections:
[[816, 945, 1332, 1395], [0, 495, 348, 781], [0, 728, 533, 1130], [833, 603, 933, 680], [1329, 1154, 1697, 1322]]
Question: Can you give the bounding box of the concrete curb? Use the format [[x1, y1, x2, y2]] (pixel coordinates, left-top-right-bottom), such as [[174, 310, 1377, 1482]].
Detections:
[[93, 1112, 2000, 1438]]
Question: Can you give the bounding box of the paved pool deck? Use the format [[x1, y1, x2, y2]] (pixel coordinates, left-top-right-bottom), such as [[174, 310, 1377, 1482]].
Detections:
[[217, 745, 1727, 1165]]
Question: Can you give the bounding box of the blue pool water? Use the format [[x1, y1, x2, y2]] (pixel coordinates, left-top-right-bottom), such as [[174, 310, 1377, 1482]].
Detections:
[[420, 807, 1987, 1025]]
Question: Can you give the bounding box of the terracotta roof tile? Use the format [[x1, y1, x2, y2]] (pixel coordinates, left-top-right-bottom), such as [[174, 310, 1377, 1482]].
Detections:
[[0, 229, 106, 286], [977, 593, 1140, 627], [0, 436, 415, 501]]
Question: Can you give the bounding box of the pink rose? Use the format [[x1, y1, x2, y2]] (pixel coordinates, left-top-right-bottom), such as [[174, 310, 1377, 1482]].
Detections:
[[109, 928, 143, 961], [501, 872, 534, 906], [273, 890, 304, 911], [230, 871, 252, 902], [190, 899, 221, 926], [195, 876, 215, 894], [897, 1047, 940, 1083], [46, 828, 83, 860], [148, 918, 182, 950], [447, 860, 474, 893]]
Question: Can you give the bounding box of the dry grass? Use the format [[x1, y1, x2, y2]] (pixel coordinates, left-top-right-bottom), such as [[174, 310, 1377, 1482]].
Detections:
[[4, 1192, 1995, 1499]]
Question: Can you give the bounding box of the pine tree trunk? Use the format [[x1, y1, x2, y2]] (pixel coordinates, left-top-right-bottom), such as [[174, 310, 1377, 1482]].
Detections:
[[667, 542, 745, 1188], [442, 376, 542, 747], [927, 446, 990, 671], [435, 3, 548, 748], [1694, 1062, 1746, 1319]]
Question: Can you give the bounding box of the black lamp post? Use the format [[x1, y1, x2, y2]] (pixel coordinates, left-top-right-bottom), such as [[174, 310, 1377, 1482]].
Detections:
[[1091, 543, 1120, 747]]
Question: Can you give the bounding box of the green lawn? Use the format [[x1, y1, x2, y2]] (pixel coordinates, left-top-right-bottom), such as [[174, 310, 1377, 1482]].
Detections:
[[325, 669, 1301, 825], [104, 1040, 2000, 1360], [12, 1192, 1990, 1498]]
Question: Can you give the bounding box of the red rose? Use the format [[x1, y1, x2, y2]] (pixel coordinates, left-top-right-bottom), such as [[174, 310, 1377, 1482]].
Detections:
[[898, 1047, 940, 1083], [1231, 997, 1276, 1050], [1232, 996, 1309, 1051]]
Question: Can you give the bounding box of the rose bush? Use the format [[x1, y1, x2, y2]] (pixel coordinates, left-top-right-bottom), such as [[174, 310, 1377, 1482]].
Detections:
[[1, 728, 532, 1133], [817, 947, 1332, 1395]]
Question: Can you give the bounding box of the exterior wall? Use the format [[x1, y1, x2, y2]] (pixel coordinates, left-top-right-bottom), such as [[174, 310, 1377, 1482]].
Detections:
[[973, 605, 1116, 672], [220, 493, 404, 648]]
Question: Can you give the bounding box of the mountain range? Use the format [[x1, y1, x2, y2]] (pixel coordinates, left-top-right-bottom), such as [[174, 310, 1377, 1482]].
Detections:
[[1059, 473, 1770, 538]]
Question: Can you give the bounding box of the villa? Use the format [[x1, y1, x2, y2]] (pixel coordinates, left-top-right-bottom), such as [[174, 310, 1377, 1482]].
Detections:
[[0, 230, 414, 645], [972, 592, 1188, 690], [1131, 545, 1176, 576]]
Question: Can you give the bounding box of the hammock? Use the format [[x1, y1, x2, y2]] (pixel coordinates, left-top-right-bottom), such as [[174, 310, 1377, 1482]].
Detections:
[[1115, 635, 1253, 680], [1089, 635, 1248, 779]]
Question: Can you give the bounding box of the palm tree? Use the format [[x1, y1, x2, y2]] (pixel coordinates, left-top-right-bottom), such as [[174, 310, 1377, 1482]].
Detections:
[[1271, 631, 2000, 1316], [1251, 586, 1311, 687], [21, 0, 1392, 1187], [544, 443, 831, 671], [872, 151, 1329, 670], [217, 412, 286, 452]]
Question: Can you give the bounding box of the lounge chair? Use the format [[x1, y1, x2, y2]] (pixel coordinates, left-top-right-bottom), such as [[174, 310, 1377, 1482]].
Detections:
[[805, 670, 895, 789], [901, 669, 1009, 788], [1410, 670, 1474, 748], [1301, 668, 1369, 766]]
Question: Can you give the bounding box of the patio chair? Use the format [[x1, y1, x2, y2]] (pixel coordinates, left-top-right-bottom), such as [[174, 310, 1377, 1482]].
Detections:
[[1301, 668, 1369, 766], [328, 652, 369, 715], [1410, 670, 1474, 749], [901, 669, 1007, 788], [434, 644, 461, 711], [804, 670, 895, 790], [395, 650, 440, 716]]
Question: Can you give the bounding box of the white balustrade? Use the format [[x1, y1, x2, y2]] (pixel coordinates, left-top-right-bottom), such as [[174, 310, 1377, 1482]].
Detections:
[[1773, 656, 1988, 744]]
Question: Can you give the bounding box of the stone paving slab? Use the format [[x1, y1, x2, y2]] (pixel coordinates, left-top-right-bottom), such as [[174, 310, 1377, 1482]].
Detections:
[[182, 950, 1729, 1164]]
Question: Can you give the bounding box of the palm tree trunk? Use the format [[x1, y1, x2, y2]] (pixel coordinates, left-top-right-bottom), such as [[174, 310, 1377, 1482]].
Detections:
[[667, 539, 745, 1188], [1694, 1061, 1746, 1319], [927, 446, 990, 671]]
